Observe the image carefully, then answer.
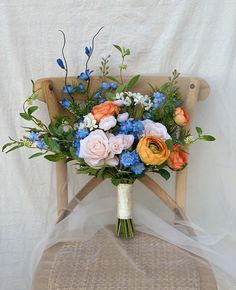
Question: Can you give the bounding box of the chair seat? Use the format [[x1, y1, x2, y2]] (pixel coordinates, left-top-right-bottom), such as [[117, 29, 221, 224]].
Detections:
[[32, 226, 217, 290]]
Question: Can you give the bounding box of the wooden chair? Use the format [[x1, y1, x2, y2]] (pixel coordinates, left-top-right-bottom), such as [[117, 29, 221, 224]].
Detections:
[[32, 76, 218, 290]]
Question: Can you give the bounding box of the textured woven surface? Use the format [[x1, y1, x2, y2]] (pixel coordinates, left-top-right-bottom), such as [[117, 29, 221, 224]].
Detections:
[[32, 226, 217, 290]]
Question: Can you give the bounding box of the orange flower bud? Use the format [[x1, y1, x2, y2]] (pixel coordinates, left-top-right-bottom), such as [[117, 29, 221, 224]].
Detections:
[[91, 101, 120, 123], [174, 107, 190, 126], [167, 144, 188, 171]]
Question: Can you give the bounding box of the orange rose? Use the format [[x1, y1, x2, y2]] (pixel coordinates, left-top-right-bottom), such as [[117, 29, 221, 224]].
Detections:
[[92, 101, 120, 123], [136, 136, 170, 165], [174, 107, 190, 126], [167, 144, 188, 171]]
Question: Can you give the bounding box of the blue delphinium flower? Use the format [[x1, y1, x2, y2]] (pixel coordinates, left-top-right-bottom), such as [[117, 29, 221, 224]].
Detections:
[[78, 69, 94, 81], [119, 120, 134, 134], [75, 145, 80, 157], [78, 83, 85, 91], [120, 151, 134, 168], [132, 120, 144, 134], [131, 151, 140, 163], [76, 128, 89, 139], [85, 46, 92, 56], [131, 162, 145, 175], [93, 91, 101, 99], [110, 82, 118, 89], [100, 82, 111, 90], [28, 131, 39, 142], [63, 85, 75, 94], [56, 58, 65, 69], [60, 98, 71, 109], [153, 92, 166, 108], [35, 139, 47, 150]]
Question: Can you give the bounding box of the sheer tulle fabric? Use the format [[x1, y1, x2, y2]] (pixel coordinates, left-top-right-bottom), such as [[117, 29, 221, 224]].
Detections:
[[30, 168, 236, 290]]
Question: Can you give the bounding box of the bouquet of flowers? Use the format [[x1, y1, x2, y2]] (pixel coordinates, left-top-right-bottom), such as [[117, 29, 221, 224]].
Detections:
[[3, 28, 215, 239]]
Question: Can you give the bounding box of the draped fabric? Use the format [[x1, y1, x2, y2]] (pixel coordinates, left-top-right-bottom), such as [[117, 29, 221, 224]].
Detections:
[[1, 1, 236, 289]]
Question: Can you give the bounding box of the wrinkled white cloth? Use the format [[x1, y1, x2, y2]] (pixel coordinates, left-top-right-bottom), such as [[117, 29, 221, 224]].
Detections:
[[0, 1, 236, 290]]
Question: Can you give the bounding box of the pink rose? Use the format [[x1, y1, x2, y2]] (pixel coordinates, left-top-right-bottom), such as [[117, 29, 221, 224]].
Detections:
[[79, 130, 118, 168], [117, 112, 129, 122], [109, 134, 134, 154], [142, 119, 171, 140], [99, 115, 117, 131]]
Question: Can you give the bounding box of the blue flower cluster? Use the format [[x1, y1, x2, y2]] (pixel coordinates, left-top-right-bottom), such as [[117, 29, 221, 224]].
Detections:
[[72, 128, 89, 157], [28, 131, 39, 142], [28, 132, 46, 150], [78, 69, 93, 81], [100, 82, 118, 90], [60, 98, 71, 109], [152, 92, 166, 108], [118, 120, 144, 139], [120, 151, 145, 175], [35, 139, 47, 150]]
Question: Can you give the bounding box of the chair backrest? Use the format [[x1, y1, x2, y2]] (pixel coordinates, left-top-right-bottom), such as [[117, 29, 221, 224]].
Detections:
[[35, 76, 210, 221]]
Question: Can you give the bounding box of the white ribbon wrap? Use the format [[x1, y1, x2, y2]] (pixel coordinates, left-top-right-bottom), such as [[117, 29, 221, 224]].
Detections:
[[117, 184, 133, 219]]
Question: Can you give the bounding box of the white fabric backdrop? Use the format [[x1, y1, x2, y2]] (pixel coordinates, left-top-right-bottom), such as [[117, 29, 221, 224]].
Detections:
[[0, 0, 236, 289]]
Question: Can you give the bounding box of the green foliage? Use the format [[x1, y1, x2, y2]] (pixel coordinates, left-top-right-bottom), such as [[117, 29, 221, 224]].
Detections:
[[126, 75, 140, 90]]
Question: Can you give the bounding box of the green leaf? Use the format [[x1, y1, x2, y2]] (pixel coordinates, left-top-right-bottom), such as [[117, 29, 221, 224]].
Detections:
[[20, 112, 31, 120], [200, 135, 216, 141], [48, 138, 60, 152], [116, 84, 126, 93], [196, 127, 202, 136], [111, 177, 121, 186], [126, 75, 140, 90], [113, 44, 122, 53], [107, 76, 120, 83], [106, 92, 115, 100], [28, 106, 38, 115], [29, 152, 44, 159], [2, 142, 15, 152], [165, 139, 173, 151], [158, 169, 171, 180], [69, 147, 78, 159], [44, 153, 64, 162], [5, 144, 24, 153]]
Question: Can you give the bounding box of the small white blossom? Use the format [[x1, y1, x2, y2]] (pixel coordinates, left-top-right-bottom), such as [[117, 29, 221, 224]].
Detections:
[[82, 113, 98, 131], [184, 135, 195, 145]]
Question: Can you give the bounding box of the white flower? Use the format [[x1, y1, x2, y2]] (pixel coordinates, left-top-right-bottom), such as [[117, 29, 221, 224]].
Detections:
[[142, 119, 171, 140], [83, 113, 98, 131], [184, 135, 195, 145], [99, 115, 117, 131], [117, 112, 129, 122]]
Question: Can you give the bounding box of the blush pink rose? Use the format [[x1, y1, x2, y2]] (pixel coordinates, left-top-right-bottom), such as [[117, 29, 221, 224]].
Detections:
[[99, 115, 117, 131], [117, 112, 129, 122], [79, 129, 118, 168], [142, 119, 171, 140], [108, 134, 134, 154], [109, 134, 134, 154]]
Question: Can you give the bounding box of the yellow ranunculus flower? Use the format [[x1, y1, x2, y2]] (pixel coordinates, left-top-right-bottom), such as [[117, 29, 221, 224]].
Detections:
[[136, 136, 170, 165]]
